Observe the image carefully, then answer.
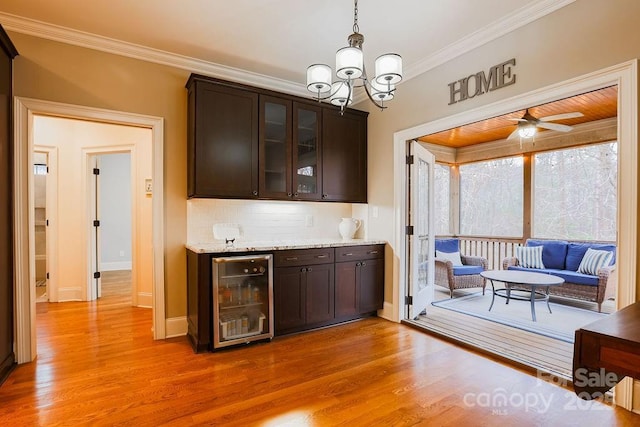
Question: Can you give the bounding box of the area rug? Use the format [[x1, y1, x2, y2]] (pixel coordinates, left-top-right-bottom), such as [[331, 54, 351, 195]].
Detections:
[[431, 291, 608, 343]]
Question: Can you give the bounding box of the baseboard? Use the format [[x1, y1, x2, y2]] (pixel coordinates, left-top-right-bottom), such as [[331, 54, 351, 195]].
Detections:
[[57, 287, 83, 302], [165, 316, 188, 338], [379, 301, 396, 322], [101, 261, 132, 271], [137, 292, 152, 308]]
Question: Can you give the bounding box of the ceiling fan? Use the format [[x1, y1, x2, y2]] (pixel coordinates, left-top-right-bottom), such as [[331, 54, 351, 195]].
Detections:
[[507, 108, 584, 140]]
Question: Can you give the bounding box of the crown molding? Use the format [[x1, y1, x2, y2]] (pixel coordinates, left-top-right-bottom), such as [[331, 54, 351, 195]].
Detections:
[[0, 0, 575, 100], [0, 11, 310, 98], [404, 0, 576, 80]]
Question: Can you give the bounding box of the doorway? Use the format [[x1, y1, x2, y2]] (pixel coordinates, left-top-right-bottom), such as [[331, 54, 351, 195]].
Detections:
[[14, 98, 166, 364], [392, 60, 637, 408]]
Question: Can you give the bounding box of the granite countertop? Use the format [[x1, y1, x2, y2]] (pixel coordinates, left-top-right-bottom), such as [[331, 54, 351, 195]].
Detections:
[[186, 238, 386, 254]]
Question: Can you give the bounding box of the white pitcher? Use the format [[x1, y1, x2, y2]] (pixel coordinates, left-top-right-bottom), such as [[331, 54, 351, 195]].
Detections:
[[339, 218, 361, 240]]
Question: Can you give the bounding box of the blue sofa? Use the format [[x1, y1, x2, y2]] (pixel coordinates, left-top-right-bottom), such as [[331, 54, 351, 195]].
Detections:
[[502, 239, 616, 312]]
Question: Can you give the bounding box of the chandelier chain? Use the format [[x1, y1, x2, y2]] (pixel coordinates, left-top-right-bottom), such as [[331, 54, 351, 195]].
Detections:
[[353, 0, 359, 33]]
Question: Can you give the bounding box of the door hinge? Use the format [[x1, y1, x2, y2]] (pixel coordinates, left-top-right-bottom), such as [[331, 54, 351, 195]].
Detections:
[[46, 166, 49, 173], [93, 220, 100, 227], [406, 155, 414, 165], [94, 271, 101, 279], [406, 225, 414, 235], [405, 295, 413, 305], [93, 168, 100, 175], [46, 272, 49, 279], [46, 219, 49, 226]]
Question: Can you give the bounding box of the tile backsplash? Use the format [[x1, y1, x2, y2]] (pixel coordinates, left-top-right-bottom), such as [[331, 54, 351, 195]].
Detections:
[[188, 199, 364, 243]]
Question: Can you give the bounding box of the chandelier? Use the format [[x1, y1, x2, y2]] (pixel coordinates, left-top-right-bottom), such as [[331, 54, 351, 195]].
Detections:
[[305, 0, 403, 112]]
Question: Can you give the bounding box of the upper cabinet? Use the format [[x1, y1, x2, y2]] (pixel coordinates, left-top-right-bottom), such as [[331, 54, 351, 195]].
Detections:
[[186, 74, 368, 203]]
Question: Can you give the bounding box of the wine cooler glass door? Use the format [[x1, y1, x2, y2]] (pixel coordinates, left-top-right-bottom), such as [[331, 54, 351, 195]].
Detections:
[[212, 254, 274, 348]]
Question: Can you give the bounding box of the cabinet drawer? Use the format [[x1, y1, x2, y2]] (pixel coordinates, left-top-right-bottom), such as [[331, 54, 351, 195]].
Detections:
[[335, 245, 384, 262], [274, 248, 335, 267]]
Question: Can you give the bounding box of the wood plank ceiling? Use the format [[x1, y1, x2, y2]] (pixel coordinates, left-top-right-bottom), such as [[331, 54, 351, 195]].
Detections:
[[418, 85, 618, 148]]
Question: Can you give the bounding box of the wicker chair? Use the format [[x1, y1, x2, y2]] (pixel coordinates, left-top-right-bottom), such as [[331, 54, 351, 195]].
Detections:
[[435, 238, 489, 298]]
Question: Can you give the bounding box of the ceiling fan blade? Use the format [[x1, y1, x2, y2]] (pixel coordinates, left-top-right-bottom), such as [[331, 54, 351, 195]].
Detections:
[[538, 112, 584, 122], [506, 128, 521, 140], [507, 118, 527, 122], [537, 122, 573, 132]]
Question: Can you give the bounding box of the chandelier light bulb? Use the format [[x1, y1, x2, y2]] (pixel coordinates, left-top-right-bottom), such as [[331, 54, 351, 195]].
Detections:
[[375, 54, 403, 85], [330, 81, 353, 107], [306, 64, 332, 93]]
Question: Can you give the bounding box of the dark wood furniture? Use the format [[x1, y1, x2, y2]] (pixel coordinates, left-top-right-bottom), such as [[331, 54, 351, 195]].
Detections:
[[573, 301, 640, 399], [186, 74, 368, 203], [186, 244, 385, 352], [274, 248, 335, 334], [0, 24, 18, 386], [335, 245, 384, 318]]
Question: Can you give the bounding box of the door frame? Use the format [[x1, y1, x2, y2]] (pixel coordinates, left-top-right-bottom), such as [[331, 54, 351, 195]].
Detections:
[[392, 60, 637, 409], [13, 97, 166, 363]]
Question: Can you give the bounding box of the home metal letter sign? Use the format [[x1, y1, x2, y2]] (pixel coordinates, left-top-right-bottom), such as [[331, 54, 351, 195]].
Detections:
[[448, 58, 516, 105]]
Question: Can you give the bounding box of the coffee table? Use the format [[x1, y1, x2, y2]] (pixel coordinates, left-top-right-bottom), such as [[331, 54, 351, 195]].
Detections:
[[480, 270, 565, 322]]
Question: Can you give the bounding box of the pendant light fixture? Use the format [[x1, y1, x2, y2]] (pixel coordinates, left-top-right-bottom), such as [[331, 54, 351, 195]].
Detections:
[[306, 0, 402, 113]]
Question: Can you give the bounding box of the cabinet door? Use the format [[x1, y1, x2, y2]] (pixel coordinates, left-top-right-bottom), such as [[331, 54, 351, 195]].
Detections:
[[274, 266, 306, 333], [305, 263, 335, 324], [321, 108, 368, 202], [292, 103, 322, 200], [188, 81, 259, 198], [358, 258, 384, 314], [335, 261, 359, 318], [260, 96, 292, 198]]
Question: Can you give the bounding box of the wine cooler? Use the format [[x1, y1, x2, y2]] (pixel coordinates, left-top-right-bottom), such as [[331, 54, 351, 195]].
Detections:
[[212, 254, 274, 348]]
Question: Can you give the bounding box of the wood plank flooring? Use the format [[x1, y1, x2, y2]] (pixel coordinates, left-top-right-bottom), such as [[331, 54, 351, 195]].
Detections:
[[0, 273, 638, 426]]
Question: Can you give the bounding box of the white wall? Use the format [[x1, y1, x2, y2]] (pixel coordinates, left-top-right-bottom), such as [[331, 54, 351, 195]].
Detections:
[[33, 116, 153, 306], [99, 153, 132, 271]]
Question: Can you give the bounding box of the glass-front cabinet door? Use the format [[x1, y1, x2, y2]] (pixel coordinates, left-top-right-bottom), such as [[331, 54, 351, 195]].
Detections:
[[259, 96, 292, 198], [292, 102, 322, 200]]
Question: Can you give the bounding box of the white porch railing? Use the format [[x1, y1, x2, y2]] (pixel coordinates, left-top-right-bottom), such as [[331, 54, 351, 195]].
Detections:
[[458, 237, 523, 271]]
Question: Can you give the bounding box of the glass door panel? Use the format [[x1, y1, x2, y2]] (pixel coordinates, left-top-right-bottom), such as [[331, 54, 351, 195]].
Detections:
[[260, 96, 291, 197], [293, 103, 322, 200]]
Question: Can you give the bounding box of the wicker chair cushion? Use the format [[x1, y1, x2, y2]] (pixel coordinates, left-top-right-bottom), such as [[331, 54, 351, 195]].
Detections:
[[453, 265, 484, 276]]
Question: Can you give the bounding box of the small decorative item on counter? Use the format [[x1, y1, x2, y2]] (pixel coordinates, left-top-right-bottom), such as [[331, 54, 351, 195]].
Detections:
[[339, 217, 361, 239]]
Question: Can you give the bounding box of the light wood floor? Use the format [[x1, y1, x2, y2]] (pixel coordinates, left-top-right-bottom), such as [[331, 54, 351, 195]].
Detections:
[[1, 274, 638, 426]]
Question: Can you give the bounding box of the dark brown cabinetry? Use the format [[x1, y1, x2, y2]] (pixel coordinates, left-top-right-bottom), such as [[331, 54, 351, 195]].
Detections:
[[335, 245, 384, 319], [273, 248, 335, 335], [186, 244, 384, 351], [187, 77, 259, 198], [322, 109, 368, 203], [186, 74, 367, 203], [0, 25, 18, 385]]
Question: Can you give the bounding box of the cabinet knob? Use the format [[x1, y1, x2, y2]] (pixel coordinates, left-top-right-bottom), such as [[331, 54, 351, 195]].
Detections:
[[294, 192, 298, 197], [356, 262, 361, 266], [368, 250, 379, 255], [361, 262, 366, 267], [322, 194, 328, 199], [301, 267, 307, 272], [307, 267, 312, 272], [316, 254, 328, 259], [287, 192, 292, 197], [286, 257, 298, 261], [252, 190, 258, 196]]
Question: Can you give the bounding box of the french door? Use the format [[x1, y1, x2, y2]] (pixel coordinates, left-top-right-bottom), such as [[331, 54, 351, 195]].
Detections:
[[406, 140, 435, 319]]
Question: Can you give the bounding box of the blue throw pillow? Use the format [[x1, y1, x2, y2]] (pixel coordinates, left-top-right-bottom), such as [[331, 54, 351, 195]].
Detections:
[[526, 239, 568, 270]]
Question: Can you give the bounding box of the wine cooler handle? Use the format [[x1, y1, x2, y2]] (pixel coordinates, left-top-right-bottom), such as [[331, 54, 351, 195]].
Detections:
[[286, 257, 298, 261]]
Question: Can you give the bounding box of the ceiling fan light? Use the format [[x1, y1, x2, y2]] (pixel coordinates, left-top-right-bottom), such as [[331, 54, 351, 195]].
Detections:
[[330, 81, 352, 106], [336, 46, 363, 79], [371, 80, 395, 101], [306, 64, 332, 93], [375, 53, 403, 85], [518, 124, 537, 139]]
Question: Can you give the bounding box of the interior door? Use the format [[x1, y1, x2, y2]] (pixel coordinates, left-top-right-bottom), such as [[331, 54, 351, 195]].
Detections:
[[407, 141, 435, 319]]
